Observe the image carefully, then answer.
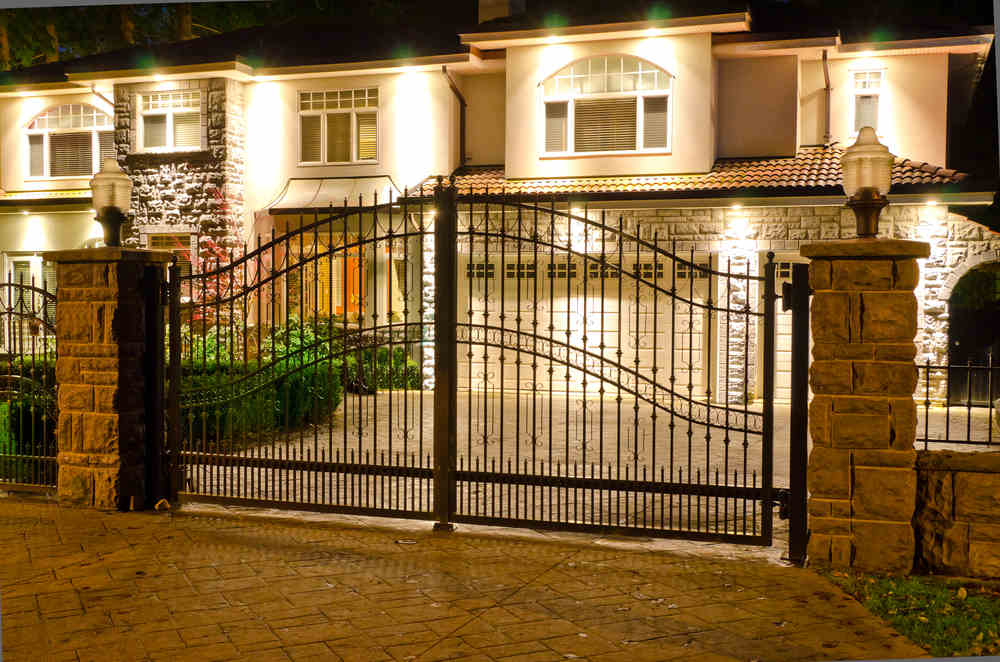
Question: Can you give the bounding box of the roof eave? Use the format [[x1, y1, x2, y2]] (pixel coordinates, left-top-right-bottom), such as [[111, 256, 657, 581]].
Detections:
[[460, 12, 750, 49]]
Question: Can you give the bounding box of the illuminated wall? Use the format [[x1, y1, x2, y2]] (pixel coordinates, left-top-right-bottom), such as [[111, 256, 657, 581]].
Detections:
[[504, 33, 716, 179], [0, 92, 114, 193], [799, 53, 948, 165], [244, 70, 460, 229]]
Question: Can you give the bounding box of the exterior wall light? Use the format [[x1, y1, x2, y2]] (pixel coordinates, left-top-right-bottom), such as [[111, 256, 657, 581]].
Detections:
[[90, 158, 133, 248], [841, 126, 894, 238]]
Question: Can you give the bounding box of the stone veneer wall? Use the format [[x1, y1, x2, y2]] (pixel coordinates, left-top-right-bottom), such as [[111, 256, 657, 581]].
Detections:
[[915, 450, 1000, 578], [114, 77, 246, 254]]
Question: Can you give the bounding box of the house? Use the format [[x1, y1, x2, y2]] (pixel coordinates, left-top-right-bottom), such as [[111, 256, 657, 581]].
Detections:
[[0, 0, 995, 403]]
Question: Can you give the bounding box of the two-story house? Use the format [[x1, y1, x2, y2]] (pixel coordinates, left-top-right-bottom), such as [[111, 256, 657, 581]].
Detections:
[[0, 1, 995, 403]]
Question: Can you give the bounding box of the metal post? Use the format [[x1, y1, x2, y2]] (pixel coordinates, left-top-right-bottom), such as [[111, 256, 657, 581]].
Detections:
[[761, 253, 776, 544], [433, 179, 458, 531], [145, 263, 166, 506], [787, 262, 810, 565], [166, 262, 182, 501]]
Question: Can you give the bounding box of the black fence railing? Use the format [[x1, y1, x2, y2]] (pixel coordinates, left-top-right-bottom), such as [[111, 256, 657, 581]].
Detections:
[[0, 276, 57, 489], [917, 357, 998, 448]]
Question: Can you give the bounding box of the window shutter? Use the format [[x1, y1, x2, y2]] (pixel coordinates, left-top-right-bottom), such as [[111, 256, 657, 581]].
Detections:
[[144, 115, 167, 148], [28, 135, 44, 177], [643, 96, 668, 149], [98, 131, 114, 163], [356, 113, 377, 160], [545, 102, 567, 152], [326, 113, 351, 162], [49, 132, 93, 177], [173, 112, 200, 148], [300, 115, 322, 162], [574, 97, 636, 152], [855, 95, 878, 132]]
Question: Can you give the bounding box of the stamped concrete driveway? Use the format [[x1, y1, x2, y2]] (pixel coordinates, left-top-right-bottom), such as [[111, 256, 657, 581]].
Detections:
[[0, 497, 927, 662]]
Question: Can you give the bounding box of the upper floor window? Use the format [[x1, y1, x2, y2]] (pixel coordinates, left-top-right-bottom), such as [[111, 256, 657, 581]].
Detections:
[[140, 91, 202, 151], [26, 104, 113, 178], [853, 70, 882, 133], [299, 88, 378, 165], [541, 55, 672, 155]]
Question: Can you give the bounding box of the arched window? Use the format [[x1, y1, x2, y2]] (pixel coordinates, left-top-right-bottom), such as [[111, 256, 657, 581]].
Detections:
[[541, 55, 672, 154], [26, 104, 114, 178]]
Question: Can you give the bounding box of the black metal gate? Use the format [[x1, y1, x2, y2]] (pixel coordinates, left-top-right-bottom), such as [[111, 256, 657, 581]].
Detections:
[[0, 275, 57, 491], [165, 182, 808, 549]]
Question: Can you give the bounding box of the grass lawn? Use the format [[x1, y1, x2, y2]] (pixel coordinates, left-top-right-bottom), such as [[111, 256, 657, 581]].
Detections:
[[823, 570, 1000, 657]]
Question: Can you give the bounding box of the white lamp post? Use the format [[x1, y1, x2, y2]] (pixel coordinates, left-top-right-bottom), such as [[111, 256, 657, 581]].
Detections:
[[89, 158, 133, 247], [841, 126, 894, 238]]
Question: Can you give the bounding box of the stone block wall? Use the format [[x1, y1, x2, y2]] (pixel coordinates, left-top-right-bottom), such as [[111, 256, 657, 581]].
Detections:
[[51, 250, 170, 509], [114, 77, 246, 255], [915, 450, 1000, 578], [802, 239, 928, 573]]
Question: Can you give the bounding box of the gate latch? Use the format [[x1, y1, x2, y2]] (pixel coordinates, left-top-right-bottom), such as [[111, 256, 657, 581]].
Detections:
[[775, 488, 791, 520]]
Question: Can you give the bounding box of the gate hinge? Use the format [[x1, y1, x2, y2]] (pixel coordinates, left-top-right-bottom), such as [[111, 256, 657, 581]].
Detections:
[[774, 488, 791, 519]]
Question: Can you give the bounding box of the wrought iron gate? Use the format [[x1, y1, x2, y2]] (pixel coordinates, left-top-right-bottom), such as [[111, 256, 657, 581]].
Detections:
[[165, 182, 804, 547]]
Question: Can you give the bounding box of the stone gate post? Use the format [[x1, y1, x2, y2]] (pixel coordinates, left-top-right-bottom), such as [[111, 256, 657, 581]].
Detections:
[[47, 248, 171, 510], [801, 239, 929, 572]]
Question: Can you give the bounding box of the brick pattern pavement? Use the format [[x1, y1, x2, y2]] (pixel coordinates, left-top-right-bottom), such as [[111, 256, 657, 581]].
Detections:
[[0, 498, 927, 661]]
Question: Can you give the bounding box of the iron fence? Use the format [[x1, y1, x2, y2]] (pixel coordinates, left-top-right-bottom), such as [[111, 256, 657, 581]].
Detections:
[[0, 273, 57, 490], [917, 357, 998, 448]]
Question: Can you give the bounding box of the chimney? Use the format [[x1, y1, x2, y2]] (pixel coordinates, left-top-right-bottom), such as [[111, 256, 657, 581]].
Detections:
[[478, 0, 526, 23]]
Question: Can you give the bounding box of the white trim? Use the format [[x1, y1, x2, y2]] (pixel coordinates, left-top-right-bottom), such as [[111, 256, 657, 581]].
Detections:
[[136, 90, 202, 153], [296, 87, 380, 166]]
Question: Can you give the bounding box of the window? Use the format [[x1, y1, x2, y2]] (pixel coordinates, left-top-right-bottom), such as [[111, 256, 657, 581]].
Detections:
[[547, 262, 578, 279], [541, 55, 672, 155], [140, 91, 201, 151], [26, 104, 113, 178], [466, 262, 495, 279], [853, 70, 882, 133], [632, 262, 665, 280], [147, 233, 193, 277], [676, 262, 710, 280], [587, 262, 620, 279], [505, 262, 537, 279], [299, 88, 379, 164]]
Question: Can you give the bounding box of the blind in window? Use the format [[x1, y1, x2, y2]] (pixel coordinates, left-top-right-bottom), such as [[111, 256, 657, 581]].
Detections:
[[855, 95, 878, 132], [144, 115, 167, 148], [545, 102, 567, 152], [301, 115, 322, 162], [357, 113, 377, 160], [49, 132, 92, 177], [326, 113, 350, 162], [173, 112, 200, 148], [28, 135, 44, 177], [43, 262, 56, 326], [12, 261, 30, 285], [574, 97, 636, 152], [98, 131, 114, 163], [643, 96, 668, 149]]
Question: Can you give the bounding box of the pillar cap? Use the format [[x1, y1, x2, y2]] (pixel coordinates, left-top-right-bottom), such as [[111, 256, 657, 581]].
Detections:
[[44, 248, 175, 264], [801, 239, 930, 260]]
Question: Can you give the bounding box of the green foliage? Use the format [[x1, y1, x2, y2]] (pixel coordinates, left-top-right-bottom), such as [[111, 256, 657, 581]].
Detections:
[[824, 570, 1000, 657], [342, 346, 420, 392]]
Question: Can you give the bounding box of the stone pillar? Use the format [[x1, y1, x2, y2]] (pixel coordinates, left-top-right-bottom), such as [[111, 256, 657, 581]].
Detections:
[[801, 239, 929, 573], [48, 248, 171, 510]]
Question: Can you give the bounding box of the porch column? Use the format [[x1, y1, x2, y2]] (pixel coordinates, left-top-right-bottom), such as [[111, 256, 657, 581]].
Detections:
[[802, 239, 928, 572], [48, 248, 171, 510]]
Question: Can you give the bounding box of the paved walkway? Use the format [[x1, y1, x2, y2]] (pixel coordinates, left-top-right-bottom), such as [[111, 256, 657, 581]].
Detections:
[[0, 497, 927, 662]]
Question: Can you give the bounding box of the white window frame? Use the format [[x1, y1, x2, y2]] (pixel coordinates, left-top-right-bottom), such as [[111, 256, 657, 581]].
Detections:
[[850, 68, 885, 138], [25, 105, 113, 181], [137, 91, 202, 153], [297, 88, 379, 166], [540, 56, 673, 158]]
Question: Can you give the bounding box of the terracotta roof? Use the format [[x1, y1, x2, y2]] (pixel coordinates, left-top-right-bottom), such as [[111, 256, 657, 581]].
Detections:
[[418, 146, 969, 198]]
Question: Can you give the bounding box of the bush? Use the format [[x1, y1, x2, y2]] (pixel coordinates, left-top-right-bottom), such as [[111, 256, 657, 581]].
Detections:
[[0, 392, 56, 483], [341, 346, 420, 393]]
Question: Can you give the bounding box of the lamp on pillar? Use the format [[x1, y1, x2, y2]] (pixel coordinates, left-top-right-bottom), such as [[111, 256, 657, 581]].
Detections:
[[89, 158, 133, 247], [841, 127, 894, 238]]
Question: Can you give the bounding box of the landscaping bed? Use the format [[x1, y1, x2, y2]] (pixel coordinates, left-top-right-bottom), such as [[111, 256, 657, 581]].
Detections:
[[823, 570, 1000, 657]]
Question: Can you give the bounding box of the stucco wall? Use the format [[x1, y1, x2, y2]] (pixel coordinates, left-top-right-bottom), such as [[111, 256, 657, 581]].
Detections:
[[504, 33, 716, 179], [462, 73, 505, 166], [244, 70, 460, 224], [799, 53, 948, 165], [0, 92, 114, 193], [717, 56, 798, 158], [0, 211, 94, 254]]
